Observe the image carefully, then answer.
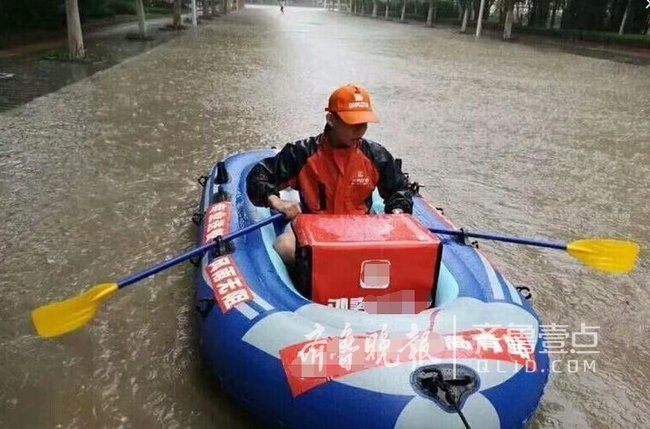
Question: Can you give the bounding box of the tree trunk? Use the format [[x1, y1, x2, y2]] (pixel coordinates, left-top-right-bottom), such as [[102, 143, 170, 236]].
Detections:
[[385, 1, 390, 19], [503, 0, 514, 39], [400, 0, 406, 20], [499, 0, 504, 24], [173, 0, 182, 27], [223, 0, 229, 14], [191, 0, 198, 25], [64, 0, 85, 59], [475, 0, 486, 37], [457, 0, 462, 20], [427, 0, 434, 26], [549, 1, 557, 29], [515, 1, 520, 24], [618, 0, 631, 35], [461, 3, 470, 32], [135, 0, 147, 37], [538, 0, 551, 27], [372, 0, 378, 16]]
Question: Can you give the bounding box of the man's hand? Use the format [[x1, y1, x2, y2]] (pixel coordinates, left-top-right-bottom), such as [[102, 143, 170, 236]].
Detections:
[[268, 195, 302, 220]]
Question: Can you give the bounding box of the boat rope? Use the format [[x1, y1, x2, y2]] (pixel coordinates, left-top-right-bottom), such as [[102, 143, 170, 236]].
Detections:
[[425, 368, 473, 429]]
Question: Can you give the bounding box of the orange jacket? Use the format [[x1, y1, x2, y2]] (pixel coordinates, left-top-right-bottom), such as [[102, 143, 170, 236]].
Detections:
[[246, 133, 413, 214]]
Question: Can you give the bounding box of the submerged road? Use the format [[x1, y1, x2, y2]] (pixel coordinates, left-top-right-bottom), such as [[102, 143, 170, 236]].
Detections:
[[1, 5, 649, 428]]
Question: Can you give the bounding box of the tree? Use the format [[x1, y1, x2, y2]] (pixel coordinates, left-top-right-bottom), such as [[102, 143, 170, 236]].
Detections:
[[400, 0, 407, 21], [135, 0, 147, 38], [426, 0, 437, 26], [372, 0, 378, 17], [65, 0, 84, 59], [548, 0, 563, 29], [385, 0, 390, 19], [475, 0, 487, 37], [191, 0, 198, 26], [618, 0, 632, 35], [475, 0, 493, 21], [503, 0, 515, 39], [561, 0, 609, 31], [173, 0, 182, 27], [528, 0, 551, 27], [460, 0, 471, 33]]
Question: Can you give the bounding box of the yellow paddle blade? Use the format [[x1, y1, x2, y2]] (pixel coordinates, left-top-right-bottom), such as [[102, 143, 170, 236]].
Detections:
[[31, 283, 119, 338], [567, 239, 640, 274]]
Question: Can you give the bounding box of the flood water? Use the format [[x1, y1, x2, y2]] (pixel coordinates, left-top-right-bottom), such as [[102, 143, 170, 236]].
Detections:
[[0, 17, 178, 112], [1, 6, 649, 429]]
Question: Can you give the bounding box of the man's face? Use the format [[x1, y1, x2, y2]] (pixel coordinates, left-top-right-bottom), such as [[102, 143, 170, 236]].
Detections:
[[328, 113, 368, 147]]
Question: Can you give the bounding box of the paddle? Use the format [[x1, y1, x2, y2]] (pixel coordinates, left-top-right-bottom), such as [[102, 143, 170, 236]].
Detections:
[[32, 213, 285, 339], [428, 227, 639, 274]]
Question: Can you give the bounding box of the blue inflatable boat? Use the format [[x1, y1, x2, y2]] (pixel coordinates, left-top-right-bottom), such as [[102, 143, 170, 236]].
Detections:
[[194, 150, 550, 429]]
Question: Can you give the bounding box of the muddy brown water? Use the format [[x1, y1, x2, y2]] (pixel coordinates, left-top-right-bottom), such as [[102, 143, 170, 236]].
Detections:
[[1, 6, 648, 429]]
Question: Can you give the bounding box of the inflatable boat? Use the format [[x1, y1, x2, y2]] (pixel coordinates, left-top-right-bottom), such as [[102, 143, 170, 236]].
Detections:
[[194, 150, 550, 429]]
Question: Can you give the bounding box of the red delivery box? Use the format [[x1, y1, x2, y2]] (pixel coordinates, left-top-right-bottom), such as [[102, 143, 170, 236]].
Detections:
[[293, 214, 442, 314]]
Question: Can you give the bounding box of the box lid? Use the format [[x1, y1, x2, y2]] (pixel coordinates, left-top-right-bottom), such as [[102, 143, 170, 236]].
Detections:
[[294, 214, 439, 245]]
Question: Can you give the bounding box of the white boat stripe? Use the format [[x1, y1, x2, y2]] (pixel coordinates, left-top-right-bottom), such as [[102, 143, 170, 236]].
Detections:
[[234, 302, 259, 320], [476, 252, 505, 300], [503, 277, 523, 306], [252, 291, 274, 311]]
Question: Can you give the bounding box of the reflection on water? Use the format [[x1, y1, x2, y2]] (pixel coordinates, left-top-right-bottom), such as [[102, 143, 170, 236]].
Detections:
[[1, 5, 649, 429]]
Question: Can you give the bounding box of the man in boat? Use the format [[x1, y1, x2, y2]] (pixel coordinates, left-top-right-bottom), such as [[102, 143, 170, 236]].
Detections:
[[246, 84, 413, 265]]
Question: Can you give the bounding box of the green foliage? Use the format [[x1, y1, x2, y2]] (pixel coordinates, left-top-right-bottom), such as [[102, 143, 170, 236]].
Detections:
[[80, 0, 117, 18], [0, 0, 150, 31], [145, 0, 174, 14], [518, 26, 650, 48], [436, 0, 458, 19], [561, 0, 610, 30], [388, 1, 459, 21], [109, 0, 136, 15], [559, 0, 649, 33], [0, 0, 66, 30]]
